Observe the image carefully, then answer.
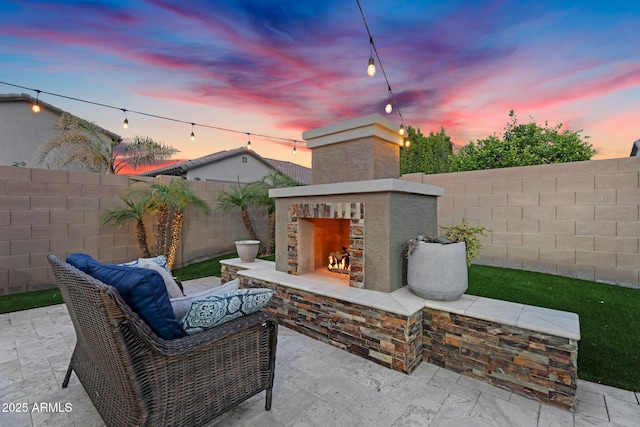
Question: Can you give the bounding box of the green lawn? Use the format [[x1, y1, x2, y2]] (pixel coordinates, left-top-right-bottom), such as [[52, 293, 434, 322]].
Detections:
[[0, 288, 64, 314], [2, 257, 637, 391]]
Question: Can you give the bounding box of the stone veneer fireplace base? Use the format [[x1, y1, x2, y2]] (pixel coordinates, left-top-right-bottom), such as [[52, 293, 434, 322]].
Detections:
[[221, 259, 580, 411]]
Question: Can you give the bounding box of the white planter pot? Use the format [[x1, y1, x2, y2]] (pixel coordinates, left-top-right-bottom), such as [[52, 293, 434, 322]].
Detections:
[[235, 240, 260, 263], [407, 241, 468, 300]]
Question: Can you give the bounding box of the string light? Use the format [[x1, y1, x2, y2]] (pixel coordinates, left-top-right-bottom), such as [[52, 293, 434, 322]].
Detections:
[[31, 90, 41, 113], [122, 109, 129, 129], [404, 138, 411, 148], [356, 0, 408, 146], [0, 81, 304, 155], [367, 40, 376, 77], [292, 140, 297, 155], [190, 123, 195, 141], [246, 133, 252, 151]]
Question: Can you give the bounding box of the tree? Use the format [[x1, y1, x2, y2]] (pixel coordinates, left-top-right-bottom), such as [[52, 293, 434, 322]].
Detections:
[[216, 182, 261, 243], [251, 170, 298, 255], [163, 180, 211, 269], [450, 111, 595, 172], [400, 126, 454, 175], [35, 113, 178, 173], [112, 179, 211, 269], [102, 194, 152, 257]]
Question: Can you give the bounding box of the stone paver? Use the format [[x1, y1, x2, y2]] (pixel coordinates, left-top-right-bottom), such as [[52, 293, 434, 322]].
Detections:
[[0, 277, 638, 427]]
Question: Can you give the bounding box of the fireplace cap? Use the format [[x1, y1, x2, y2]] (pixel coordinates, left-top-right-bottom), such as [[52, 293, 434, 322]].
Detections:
[[303, 113, 403, 148]]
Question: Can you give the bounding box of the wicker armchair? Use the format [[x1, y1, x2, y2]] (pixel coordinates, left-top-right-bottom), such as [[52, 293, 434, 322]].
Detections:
[[47, 254, 278, 427]]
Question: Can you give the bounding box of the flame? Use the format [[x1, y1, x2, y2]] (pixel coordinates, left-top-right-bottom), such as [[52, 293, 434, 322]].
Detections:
[[328, 254, 351, 273]]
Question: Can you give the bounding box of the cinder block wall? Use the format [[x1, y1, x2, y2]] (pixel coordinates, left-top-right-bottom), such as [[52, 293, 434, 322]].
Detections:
[[0, 166, 267, 294], [402, 157, 640, 288]]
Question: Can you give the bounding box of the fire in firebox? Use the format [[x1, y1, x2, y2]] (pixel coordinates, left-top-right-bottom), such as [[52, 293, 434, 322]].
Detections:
[[328, 246, 350, 274]]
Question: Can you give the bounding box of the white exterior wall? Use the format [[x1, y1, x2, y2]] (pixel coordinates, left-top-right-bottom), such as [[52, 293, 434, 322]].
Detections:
[[186, 153, 274, 183]]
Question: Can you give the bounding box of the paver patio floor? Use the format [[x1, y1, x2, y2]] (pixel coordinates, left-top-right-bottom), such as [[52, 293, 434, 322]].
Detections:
[[1, 277, 638, 426]]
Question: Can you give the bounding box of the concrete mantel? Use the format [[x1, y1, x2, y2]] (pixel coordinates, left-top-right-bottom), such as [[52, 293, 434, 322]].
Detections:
[[270, 178, 444, 198], [303, 113, 403, 148]]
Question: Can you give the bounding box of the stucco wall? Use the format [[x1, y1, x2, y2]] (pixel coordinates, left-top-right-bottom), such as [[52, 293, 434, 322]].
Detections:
[[402, 157, 640, 288], [0, 101, 60, 168], [187, 152, 274, 183], [0, 165, 268, 294]]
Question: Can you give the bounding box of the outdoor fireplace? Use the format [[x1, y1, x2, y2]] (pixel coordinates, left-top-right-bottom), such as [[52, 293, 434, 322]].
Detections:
[[270, 114, 442, 293]]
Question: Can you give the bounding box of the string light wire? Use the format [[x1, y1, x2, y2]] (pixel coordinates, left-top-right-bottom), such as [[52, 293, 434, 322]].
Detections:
[[355, 0, 409, 139], [0, 81, 304, 148]]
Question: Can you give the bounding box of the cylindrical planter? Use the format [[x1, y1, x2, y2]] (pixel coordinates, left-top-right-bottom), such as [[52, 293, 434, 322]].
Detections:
[[407, 241, 468, 300], [235, 240, 260, 263]]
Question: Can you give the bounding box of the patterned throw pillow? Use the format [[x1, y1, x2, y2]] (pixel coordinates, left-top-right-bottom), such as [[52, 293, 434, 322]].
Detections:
[[181, 288, 274, 335]]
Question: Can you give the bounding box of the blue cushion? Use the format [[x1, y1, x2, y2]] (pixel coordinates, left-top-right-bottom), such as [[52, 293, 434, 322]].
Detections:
[[66, 253, 100, 274], [181, 289, 274, 335], [66, 254, 185, 340]]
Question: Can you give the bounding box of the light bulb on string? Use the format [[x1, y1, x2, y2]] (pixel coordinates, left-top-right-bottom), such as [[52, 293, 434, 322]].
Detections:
[[385, 102, 392, 114], [404, 138, 411, 148], [246, 133, 252, 151], [190, 123, 195, 141], [31, 90, 41, 113], [122, 109, 129, 129], [367, 38, 376, 77], [399, 124, 405, 136], [367, 57, 376, 77], [292, 141, 297, 156]]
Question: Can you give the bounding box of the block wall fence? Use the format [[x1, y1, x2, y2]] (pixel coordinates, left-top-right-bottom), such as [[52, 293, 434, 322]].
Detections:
[[402, 156, 640, 288], [2, 156, 638, 294], [0, 165, 267, 295]]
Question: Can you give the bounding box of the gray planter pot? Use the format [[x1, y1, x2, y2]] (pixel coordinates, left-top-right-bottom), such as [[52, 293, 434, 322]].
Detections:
[[235, 240, 260, 263], [407, 241, 468, 300]]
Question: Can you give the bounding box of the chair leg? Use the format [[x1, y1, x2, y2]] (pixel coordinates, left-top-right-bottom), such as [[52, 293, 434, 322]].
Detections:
[[62, 362, 73, 388], [265, 388, 272, 411]]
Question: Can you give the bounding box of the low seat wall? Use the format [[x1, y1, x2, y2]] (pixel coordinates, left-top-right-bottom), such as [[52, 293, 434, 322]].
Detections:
[[222, 259, 580, 410]]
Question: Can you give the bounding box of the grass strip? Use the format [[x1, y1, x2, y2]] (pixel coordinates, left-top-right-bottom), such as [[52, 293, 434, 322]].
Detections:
[[0, 288, 64, 314]]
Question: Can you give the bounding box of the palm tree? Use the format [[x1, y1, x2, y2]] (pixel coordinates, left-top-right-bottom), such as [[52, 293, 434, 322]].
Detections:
[[252, 170, 298, 255], [163, 180, 211, 269], [35, 113, 178, 173], [102, 194, 152, 257], [216, 182, 261, 243]]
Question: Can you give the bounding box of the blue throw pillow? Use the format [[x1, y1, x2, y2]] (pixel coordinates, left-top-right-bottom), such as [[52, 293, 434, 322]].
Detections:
[[66, 253, 100, 274], [181, 289, 274, 335], [66, 253, 185, 340]]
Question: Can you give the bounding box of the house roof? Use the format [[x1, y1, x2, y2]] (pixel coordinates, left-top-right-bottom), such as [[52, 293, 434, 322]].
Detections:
[[140, 147, 311, 185], [0, 93, 122, 142]]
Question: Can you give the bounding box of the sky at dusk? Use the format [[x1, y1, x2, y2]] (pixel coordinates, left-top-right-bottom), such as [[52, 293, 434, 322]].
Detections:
[[1, 0, 639, 168]]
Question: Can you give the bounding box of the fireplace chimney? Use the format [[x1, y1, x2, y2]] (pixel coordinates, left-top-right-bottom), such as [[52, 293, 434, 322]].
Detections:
[[305, 114, 402, 185]]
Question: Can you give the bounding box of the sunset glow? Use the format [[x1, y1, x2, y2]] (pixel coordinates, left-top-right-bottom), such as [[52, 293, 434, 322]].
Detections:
[[1, 0, 639, 167]]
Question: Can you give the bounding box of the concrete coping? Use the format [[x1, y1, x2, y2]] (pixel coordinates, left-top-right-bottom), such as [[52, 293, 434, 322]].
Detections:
[[269, 178, 445, 198], [221, 259, 581, 341]]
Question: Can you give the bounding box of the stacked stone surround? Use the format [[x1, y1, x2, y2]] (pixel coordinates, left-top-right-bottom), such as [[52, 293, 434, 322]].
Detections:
[[423, 308, 578, 410], [287, 202, 364, 288], [221, 259, 580, 410], [242, 275, 423, 373]]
